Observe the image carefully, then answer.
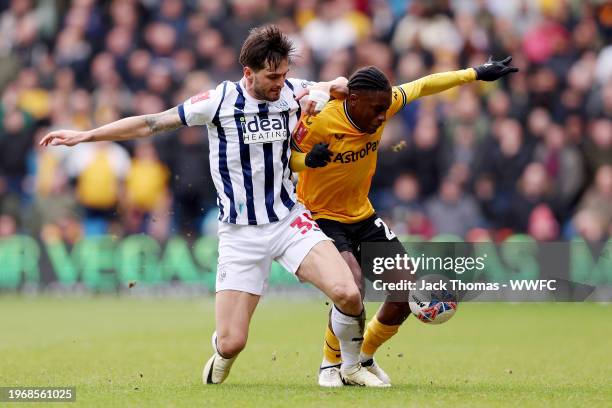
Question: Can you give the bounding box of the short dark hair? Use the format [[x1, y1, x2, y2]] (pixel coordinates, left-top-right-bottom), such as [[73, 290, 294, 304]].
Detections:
[[348, 66, 391, 92], [239, 25, 295, 72]]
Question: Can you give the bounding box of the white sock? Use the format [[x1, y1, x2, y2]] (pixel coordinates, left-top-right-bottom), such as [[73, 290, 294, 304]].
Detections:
[[321, 357, 340, 368], [360, 352, 374, 363], [215, 352, 236, 365], [330, 305, 365, 371]]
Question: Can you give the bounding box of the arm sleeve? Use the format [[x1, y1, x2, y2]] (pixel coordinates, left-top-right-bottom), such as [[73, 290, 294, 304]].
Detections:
[[286, 78, 316, 92], [178, 82, 225, 126], [388, 68, 477, 117], [289, 151, 307, 172]]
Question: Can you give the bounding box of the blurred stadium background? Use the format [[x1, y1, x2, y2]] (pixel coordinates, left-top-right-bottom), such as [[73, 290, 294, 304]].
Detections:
[[0, 0, 611, 292], [1, 2, 611, 406]]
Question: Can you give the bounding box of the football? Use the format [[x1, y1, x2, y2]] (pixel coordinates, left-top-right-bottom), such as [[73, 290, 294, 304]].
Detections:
[[409, 275, 458, 324]]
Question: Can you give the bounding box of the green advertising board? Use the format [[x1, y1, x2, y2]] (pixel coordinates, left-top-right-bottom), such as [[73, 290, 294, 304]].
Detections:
[[0, 234, 610, 291]]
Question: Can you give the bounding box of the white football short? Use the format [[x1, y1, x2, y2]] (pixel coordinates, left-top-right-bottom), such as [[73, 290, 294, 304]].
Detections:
[[215, 203, 331, 295]]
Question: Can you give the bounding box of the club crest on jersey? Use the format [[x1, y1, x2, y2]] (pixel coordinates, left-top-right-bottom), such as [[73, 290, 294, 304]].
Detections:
[[191, 90, 211, 104], [240, 116, 287, 144], [217, 265, 227, 282], [270, 100, 289, 111], [293, 122, 308, 144], [333, 140, 378, 163]]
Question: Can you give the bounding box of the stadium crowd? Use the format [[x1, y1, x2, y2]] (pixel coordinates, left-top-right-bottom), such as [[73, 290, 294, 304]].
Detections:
[[0, 0, 611, 243]]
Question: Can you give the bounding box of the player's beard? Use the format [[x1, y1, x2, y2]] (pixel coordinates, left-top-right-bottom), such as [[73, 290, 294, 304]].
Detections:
[[253, 80, 281, 102]]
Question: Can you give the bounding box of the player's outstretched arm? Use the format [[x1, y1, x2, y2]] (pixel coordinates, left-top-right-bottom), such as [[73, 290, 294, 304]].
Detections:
[[397, 56, 518, 104], [39, 106, 184, 147]]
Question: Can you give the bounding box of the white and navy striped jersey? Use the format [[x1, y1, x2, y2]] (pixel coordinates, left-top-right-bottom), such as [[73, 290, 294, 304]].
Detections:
[[178, 77, 313, 225]]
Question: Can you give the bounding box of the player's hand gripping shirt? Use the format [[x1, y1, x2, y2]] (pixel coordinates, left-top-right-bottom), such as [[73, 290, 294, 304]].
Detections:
[[292, 69, 476, 223], [179, 78, 312, 225]]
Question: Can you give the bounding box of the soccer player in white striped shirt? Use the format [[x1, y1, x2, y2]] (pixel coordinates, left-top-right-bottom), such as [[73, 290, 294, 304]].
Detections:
[[40, 25, 386, 387]]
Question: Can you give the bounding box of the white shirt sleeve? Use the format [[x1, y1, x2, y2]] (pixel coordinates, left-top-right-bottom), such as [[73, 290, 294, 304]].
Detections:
[[286, 78, 315, 92], [178, 82, 225, 126]]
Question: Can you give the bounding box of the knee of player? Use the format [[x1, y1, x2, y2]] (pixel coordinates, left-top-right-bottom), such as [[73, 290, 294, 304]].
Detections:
[[330, 283, 362, 314], [380, 300, 411, 324], [353, 279, 365, 299], [216, 333, 247, 358], [394, 301, 412, 322]]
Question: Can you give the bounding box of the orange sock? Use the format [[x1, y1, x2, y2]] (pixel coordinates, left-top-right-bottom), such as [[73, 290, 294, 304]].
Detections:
[[361, 316, 400, 358], [322, 325, 342, 366]]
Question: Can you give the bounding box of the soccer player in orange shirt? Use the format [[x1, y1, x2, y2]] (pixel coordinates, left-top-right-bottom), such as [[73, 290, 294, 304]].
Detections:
[[290, 58, 518, 386]]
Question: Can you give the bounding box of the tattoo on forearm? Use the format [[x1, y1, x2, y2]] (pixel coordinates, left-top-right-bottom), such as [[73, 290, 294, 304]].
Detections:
[[144, 107, 183, 134]]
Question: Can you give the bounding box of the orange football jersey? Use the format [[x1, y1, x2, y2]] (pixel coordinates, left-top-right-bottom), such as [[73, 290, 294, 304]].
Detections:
[[292, 69, 476, 223]]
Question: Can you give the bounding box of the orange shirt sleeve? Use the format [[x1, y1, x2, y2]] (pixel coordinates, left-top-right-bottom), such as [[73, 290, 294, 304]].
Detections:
[[387, 68, 477, 118]]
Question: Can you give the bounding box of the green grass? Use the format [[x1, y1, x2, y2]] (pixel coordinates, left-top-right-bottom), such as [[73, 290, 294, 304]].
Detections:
[[0, 296, 611, 407]]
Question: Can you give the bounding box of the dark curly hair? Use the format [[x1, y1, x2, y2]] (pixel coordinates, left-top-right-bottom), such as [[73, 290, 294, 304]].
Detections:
[[348, 66, 391, 92]]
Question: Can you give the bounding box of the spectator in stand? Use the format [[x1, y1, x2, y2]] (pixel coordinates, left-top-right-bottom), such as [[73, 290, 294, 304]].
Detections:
[[582, 118, 612, 177], [387, 172, 434, 239], [27, 128, 81, 236], [0, 94, 35, 215], [0, 0, 609, 242], [576, 165, 612, 233], [572, 209, 608, 243], [533, 124, 584, 218], [509, 162, 556, 233], [302, 0, 357, 63], [528, 204, 560, 241], [123, 140, 170, 238], [64, 141, 130, 235], [160, 127, 216, 236], [475, 118, 533, 226], [425, 176, 484, 238], [403, 115, 444, 198]]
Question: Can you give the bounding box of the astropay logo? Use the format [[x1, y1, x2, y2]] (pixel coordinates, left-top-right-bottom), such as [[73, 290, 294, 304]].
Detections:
[[240, 116, 287, 144], [333, 141, 379, 163]]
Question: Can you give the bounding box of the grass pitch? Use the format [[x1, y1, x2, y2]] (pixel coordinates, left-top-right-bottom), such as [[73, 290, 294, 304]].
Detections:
[[0, 295, 610, 407]]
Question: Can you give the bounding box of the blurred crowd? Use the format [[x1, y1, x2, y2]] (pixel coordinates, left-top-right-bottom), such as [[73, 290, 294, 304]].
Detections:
[[0, 0, 611, 243]]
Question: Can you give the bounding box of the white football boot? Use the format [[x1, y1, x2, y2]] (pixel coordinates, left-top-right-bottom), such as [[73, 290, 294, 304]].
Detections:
[[318, 365, 344, 387], [361, 358, 391, 385], [202, 332, 236, 384], [340, 365, 390, 387]]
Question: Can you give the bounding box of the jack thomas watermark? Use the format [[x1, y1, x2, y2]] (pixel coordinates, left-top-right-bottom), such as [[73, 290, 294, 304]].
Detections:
[[360, 241, 612, 302]]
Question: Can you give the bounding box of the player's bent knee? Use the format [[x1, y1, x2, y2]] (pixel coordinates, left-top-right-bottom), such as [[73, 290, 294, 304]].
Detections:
[[330, 283, 362, 315], [216, 333, 247, 358], [390, 301, 411, 323], [354, 278, 365, 299], [379, 301, 411, 325]]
